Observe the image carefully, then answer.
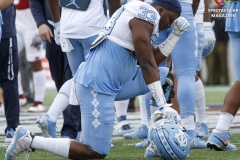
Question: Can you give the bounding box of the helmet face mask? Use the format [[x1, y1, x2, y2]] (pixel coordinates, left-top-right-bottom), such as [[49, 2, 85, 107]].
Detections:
[[148, 119, 190, 160]]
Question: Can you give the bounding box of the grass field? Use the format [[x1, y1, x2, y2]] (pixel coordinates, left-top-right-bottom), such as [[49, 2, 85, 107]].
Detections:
[[1, 135, 240, 160], [0, 85, 235, 160]]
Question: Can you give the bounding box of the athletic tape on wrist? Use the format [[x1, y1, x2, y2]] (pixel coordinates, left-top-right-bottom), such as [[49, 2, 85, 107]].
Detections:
[[158, 32, 180, 57], [148, 81, 166, 107]]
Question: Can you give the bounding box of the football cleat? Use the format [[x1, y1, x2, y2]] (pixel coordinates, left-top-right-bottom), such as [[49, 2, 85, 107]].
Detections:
[[123, 124, 148, 139], [115, 115, 134, 135], [190, 136, 207, 149], [207, 130, 237, 151], [135, 138, 149, 148], [5, 126, 35, 160], [195, 122, 209, 138], [36, 114, 56, 138], [145, 145, 159, 158], [5, 128, 14, 143]]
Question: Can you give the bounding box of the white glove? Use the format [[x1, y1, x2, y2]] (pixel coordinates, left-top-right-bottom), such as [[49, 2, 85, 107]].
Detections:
[[48, 20, 60, 45], [203, 22, 216, 49], [172, 16, 190, 37], [151, 105, 180, 124]]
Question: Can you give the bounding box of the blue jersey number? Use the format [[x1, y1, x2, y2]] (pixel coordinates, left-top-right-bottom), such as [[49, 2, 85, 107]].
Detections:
[[138, 7, 157, 24]]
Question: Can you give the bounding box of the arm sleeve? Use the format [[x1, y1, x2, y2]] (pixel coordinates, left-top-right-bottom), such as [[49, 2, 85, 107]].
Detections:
[[29, 0, 47, 28]]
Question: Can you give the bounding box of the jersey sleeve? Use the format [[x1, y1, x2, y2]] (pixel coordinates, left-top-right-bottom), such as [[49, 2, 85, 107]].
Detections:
[[125, 2, 160, 25]]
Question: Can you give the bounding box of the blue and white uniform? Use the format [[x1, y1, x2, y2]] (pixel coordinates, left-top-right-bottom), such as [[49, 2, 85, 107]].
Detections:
[[225, 1, 240, 80], [74, 1, 169, 154]]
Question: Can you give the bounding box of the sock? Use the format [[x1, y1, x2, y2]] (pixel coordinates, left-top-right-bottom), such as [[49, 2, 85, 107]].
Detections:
[[138, 95, 149, 126], [183, 115, 196, 142], [215, 112, 234, 132], [181, 115, 195, 131], [114, 99, 129, 118], [33, 70, 46, 102], [195, 78, 206, 124], [31, 136, 70, 158], [47, 79, 72, 122]]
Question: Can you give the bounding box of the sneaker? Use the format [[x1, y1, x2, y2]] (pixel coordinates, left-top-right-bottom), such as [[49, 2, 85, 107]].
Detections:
[[190, 136, 207, 149], [144, 145, 159, 158], [19, 94, 27, 107], [28, 102, 46, 112], [123, 124, 148, 139], [207, 130, 237, 151], [5, 126, 35, 160], [36, 114, 56, 138], [5, 128, 14, 143], [115, 115, 134, 135], [135, 138, 149, 148], [195, 122, 209, 138]]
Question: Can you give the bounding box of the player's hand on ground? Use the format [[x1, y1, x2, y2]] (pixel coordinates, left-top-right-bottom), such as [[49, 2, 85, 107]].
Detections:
[[203, 22, 216, 49], [38, 24, 53, 43], [173, 16, 190, 36], [48, 20, 60, 45]]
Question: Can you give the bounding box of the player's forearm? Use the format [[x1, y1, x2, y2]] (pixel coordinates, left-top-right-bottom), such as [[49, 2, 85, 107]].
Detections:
[[135, 42, 160, 84], [47, 0, 60, 22], [0, 0, 14, 10]]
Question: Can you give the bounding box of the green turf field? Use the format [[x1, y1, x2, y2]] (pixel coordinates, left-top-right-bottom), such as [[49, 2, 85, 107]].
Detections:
[[0, 85, 235, 159], [1, 135, 240, 160]]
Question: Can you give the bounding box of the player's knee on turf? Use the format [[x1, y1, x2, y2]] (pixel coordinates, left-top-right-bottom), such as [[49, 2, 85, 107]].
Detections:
[[69, 141, 107, 159]]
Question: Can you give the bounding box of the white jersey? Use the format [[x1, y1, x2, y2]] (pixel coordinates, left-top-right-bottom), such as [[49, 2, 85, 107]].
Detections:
[[104, 1, 160, 51], [60, 0, 107, 39], [195, 0, 205, 23]]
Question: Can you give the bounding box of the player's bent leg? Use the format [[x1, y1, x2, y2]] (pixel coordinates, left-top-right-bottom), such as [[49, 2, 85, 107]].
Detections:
[[5, 126, 105, 159], [115, 66, 169, 101], [68, 140, 106, 159], [75, 83, 116, 156]]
